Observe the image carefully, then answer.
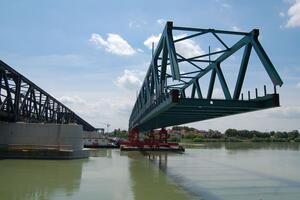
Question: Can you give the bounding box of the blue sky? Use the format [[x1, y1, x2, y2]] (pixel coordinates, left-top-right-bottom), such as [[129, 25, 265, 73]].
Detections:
[[1, 0, 300, 131]]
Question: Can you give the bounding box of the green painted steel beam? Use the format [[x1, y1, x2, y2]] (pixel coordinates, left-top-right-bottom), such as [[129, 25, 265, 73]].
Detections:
[[215, 63, 232, 99], [233, 43, 252, 99], [166, 21, 180, 80], [251, 35, 283, 86]]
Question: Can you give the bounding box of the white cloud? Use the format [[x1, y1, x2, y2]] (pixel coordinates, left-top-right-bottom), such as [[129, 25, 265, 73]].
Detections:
[[129, 20, 147, 28], [143, 33, 205, 58], [266, 106, 300, 119], [89, 33, 136, 56], [116, 69, 144, 90], [144, 34, 162, 49], [279, 12, 285, 17], [58, 95, 133, 129], [157, 18, 166, 26], [215, 47, 222, 52], [174, 34, 205, 58], [286, 0, 300, 28], [221, 3, 231, 8], [297, 82, 300, 88], [59, 96, 86, 105], [212, 88, 225, 99], [232, 26, 241, 31]]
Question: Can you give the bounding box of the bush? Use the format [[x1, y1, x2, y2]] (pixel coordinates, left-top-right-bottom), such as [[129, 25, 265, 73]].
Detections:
[[294, 137, 300, 142], [184, 133, 197, 139], [288, 130, 299, 139], [271, 138, 288, 142], [238, 130, 251, 138], [274, 132, 288, 139], [225, 129, 238, 137], [169, 136, 180, 142], [193, 136, 203, 143]]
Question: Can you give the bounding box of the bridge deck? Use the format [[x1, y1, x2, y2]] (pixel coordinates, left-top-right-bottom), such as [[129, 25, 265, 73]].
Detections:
[[133, 93, 279, 132]]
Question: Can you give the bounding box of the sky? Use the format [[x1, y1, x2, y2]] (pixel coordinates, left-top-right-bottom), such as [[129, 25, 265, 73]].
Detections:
[[0, 0, 300, 132]]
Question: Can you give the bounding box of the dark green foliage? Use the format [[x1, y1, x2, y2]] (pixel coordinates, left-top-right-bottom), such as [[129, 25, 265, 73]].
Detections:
[[111, 129, 128, 139], [225, 129, 238, 137], [206, 129, 222, 138], [193, 136, 203, 143], [169, 136, 180, 142], [271, 138, 288, 142], [274, 131, 288, 139], [288, 130, 299, 139], [184, 133, 197, 139], [224, 129, 297, 141]]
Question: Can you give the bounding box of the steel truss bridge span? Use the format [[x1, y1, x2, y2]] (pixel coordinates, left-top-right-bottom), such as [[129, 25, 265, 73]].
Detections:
[[129, 21, 283, 132], [0, 60, 95, 131]]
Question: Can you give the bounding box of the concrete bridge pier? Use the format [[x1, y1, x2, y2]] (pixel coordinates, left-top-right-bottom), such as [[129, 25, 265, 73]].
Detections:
[[0, 122, 89, 159]]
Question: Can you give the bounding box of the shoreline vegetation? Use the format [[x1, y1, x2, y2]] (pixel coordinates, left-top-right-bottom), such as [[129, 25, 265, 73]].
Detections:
[[111, 127, 300, 143], [171, 127, 300, 143]]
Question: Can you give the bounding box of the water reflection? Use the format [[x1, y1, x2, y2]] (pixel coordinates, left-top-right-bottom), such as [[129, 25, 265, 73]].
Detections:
[[223, 142, 300, 151], [150, 144, 300, 200], [147, 152, 168, 172], [89, 148, 112, 157], [186, 142, 300, 151], [1, 145, 299, 200], [0, 158, 87, 200], [125, 151, 194, 200]]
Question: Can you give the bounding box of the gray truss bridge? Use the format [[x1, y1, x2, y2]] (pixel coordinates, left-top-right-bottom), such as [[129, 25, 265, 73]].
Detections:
[[0, 60, 95, 131]]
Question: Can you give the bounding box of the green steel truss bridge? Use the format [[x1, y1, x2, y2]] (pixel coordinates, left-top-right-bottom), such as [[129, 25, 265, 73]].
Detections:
[[129, 21, 283, 132]]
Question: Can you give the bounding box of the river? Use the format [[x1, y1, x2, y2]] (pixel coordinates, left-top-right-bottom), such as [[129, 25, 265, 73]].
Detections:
[[0, 143, 299, 200]]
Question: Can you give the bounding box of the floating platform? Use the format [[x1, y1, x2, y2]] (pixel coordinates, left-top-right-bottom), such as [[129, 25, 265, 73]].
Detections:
[[84, 144, 119, 149], [0, 148, 90, 159], [120, 141, 185, 152], [120, 145, 185, 152]]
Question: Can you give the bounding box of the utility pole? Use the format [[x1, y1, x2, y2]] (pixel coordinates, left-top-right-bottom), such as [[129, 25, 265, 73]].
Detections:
[[99, 122, 110, 135]]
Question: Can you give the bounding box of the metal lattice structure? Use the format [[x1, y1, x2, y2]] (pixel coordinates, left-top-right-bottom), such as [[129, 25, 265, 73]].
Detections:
[[129, 21, 283, 132], [0, 60, 95, 131]]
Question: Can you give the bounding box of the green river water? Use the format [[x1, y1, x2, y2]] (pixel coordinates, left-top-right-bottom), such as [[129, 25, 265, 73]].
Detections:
[[0, 143, 300, 200]]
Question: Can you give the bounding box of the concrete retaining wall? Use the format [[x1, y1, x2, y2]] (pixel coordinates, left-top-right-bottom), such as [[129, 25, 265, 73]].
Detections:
[[0, 122, 83, 151]]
